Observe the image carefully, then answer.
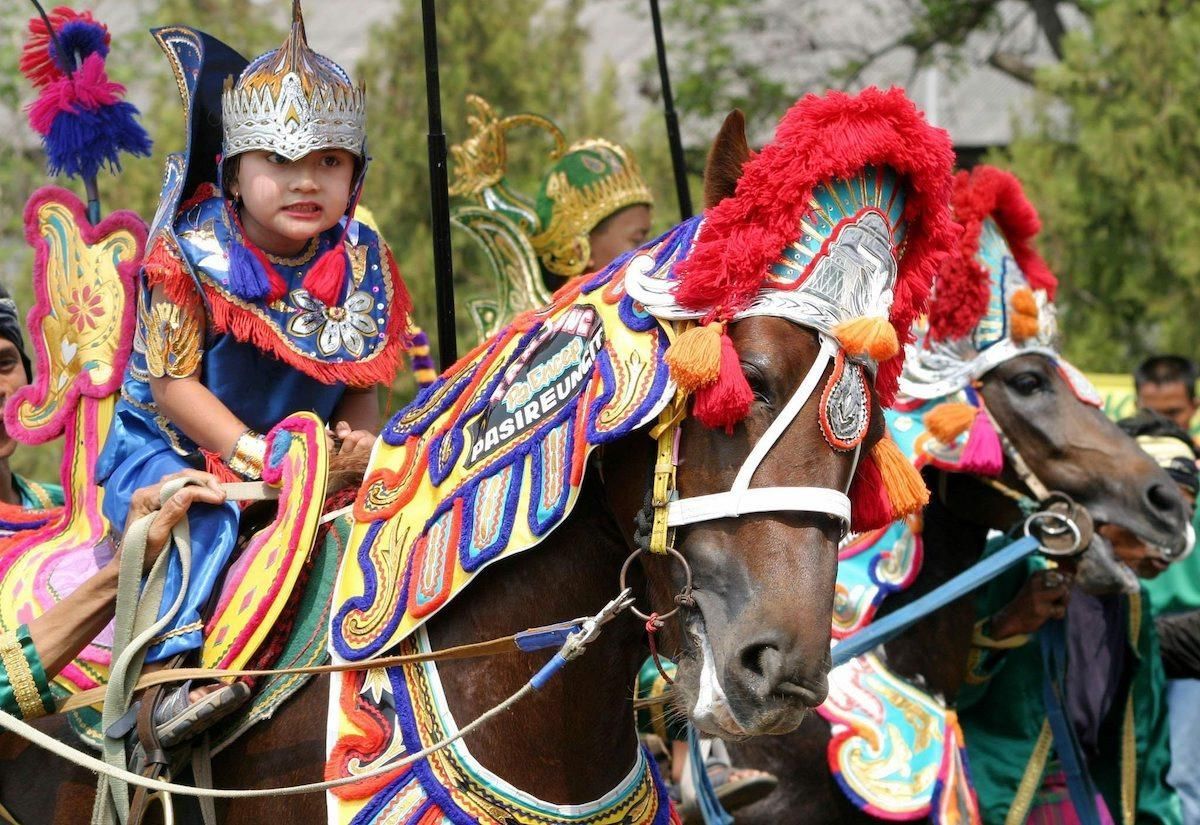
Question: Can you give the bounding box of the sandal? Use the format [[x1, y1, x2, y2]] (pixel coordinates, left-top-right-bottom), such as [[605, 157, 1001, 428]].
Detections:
[[706, 763, 777, 812], [152, 680, 251, 748], [676, 762, 778, 823]]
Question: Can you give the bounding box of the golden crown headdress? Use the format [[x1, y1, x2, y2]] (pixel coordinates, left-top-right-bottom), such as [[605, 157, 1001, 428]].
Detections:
[[221, 0, 366, 161]]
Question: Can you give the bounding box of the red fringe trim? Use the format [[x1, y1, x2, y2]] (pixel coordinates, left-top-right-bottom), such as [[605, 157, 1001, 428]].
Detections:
[[148, 235, 414, 389], [930, 165, 1057, 342], [672, 87, 956, 407]]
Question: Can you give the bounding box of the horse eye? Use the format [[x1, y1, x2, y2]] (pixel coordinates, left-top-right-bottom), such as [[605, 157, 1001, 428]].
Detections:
[[742, 363, 772, 406], [1007, 371, 1045, 396]]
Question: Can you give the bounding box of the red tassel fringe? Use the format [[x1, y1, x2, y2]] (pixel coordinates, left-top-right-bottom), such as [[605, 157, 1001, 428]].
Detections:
[[930, 165, 1057, 342], [692, 330, 753, 432], [302, 245, 347, 306], [672, 87, 957, 408], [848, 452, 894, 534]]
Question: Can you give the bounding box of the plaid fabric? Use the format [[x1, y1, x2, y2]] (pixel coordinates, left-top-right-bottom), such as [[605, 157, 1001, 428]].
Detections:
[[1028, 770, 1115, 825]]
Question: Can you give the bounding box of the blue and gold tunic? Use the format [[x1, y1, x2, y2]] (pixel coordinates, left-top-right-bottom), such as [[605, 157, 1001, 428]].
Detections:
[[97, 195, 408, 661]]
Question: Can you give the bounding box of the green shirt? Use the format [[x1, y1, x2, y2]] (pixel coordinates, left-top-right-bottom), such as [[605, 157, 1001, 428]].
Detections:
[[12, 474, 64, 510], [959, 544, 1177, 825], [1143, 506, 1200, 616], [0, 625, 55, 720]]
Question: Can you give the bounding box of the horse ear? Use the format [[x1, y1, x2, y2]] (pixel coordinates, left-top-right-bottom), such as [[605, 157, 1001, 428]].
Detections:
[[703, 109, 751, 210]]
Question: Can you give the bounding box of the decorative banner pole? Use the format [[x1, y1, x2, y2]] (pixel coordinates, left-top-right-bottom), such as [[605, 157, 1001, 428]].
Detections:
[[421, 0, 458, 367], [647, 0, 692, 221]]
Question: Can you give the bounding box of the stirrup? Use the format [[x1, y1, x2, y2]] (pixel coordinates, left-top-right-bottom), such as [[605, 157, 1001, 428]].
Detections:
[[152, 680, 251, 749]]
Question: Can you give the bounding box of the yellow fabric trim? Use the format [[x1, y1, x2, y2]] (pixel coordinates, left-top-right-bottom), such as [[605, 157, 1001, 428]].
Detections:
[[148, 620, 204, 645], [0, 630, 44, 721], [1006, 720, 1054, 825], [1129, 591, 1143, 646], [972, 618, 1031, 650], [1121, 692, 1136, 825]]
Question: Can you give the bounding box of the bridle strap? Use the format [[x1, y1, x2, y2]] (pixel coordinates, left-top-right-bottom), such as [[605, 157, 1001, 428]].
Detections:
[[667, 487, 852, 528], [666, 335, 853, 534]]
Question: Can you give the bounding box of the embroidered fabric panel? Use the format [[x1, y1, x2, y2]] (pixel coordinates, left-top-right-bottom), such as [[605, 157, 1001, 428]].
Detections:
[[326, 631, 678, 825], [172, 196, 401, 384], [331, 231, 681, 661], [141, 290, 204, 379], [818, 653, 980, 823]]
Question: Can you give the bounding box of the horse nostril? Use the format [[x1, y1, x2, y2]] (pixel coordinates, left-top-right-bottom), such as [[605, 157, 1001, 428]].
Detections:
[[739, 641, 782, 683], [1146, 481, 1182, 516]]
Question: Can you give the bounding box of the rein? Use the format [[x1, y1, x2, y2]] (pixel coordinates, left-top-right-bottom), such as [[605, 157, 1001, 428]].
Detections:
[[0, 588, 640, 800]]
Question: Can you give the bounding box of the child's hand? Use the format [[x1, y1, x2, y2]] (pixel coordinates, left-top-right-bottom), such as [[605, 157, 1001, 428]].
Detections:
[[333, 420, 377, 458]]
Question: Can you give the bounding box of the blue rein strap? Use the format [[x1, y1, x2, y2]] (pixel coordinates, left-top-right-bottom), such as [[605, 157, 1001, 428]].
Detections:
[[832, 534, 1041, 667], [1040, 618, 1103, 825], [687, 725, 735, 825]]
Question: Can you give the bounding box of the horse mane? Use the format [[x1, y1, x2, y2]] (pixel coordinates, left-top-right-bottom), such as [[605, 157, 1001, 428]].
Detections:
[[929, 165, 1057, 342], [672, 86, 957, 405]]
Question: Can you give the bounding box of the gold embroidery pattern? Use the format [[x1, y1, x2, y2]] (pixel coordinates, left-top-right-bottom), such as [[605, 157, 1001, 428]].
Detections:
[[265, 236, 319, 267], [1006, 720, 1054, 825], [143, 299, 203, 379], [0, 630, 45, 720]]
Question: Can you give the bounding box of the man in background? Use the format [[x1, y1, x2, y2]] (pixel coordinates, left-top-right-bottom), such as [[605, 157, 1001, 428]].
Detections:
[[1136, 355, 1199, 435]]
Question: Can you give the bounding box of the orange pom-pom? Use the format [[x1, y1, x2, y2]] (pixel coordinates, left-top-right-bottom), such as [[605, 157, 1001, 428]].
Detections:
[[1010, 287, 1038, 317], [1009, 287, 1040, 342], [692, 330, 754, 432], [1010, 313, 1040, 342], [872, 435, 929, 519], [833, 315, 899, 361], [923, 402, 977, 444], [665, 322, 724, 391]]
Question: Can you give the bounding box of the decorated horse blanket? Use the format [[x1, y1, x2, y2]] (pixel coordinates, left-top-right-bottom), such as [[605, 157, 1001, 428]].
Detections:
[[819, 398, 986, 823], [325, 224, 690, 824]]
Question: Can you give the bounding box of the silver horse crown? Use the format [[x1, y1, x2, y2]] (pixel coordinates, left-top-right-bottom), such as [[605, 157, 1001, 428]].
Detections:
[[221, 0, 366, 161]]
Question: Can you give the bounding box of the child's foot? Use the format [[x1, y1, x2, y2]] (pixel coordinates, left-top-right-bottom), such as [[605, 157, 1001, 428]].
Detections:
[[152, 679, 251, 748]]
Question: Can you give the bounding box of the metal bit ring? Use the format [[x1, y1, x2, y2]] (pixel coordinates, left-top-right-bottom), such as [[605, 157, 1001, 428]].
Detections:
[[618, 546, 694, 622]]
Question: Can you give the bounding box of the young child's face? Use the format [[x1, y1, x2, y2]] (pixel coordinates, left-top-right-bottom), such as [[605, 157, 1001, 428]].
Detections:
[[235, 149, 356, 256]]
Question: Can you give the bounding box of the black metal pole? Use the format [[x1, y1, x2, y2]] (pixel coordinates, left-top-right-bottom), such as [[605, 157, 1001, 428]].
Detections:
[[421, 0, 458, 367], [648, 0, 692, 220]]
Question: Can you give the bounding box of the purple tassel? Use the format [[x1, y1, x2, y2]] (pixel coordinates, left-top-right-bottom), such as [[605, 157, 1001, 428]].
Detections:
[[227, 241, 271, 301], [44, 101, 151, 180], [53, 20, 110, 69]]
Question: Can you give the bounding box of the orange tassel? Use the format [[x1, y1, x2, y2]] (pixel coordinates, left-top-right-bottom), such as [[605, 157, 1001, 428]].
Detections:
[[1010, 313, 1039, 342], [833, 315, 899, 361], [872, 435, 929, 519], [665, 322, 724, 391], [923, 402, 977, 444], [303, 245, 348, 306]]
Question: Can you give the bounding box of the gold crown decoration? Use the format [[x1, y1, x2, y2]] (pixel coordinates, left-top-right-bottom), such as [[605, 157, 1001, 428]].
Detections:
[[221, 0, 366, 162], [449, 94, 566, 200], [530, 138, 654, 278]]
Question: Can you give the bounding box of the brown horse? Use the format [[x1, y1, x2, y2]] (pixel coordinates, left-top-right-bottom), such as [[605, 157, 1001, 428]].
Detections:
[[728, 352, 1191, 819], [0, 99, 935, 821]]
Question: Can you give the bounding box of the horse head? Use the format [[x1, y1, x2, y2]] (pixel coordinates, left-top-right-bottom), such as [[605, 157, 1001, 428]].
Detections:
[[623, 90, 956, 738], [902, 166, 1190, 593]]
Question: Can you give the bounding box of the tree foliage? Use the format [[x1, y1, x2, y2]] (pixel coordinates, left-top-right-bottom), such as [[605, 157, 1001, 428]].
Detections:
[[1002, 0, 1200, 369]]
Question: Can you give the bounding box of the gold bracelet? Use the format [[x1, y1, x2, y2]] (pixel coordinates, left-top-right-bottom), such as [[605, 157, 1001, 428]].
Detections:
[[228, 430, 267, 480], [0, 629, 47, 720]]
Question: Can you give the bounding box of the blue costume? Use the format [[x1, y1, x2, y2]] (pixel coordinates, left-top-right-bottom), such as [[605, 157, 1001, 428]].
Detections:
[[98, 195, 406, 661]]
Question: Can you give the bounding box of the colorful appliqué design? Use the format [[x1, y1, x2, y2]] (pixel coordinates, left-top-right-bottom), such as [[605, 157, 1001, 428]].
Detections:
[[326, 630, 678, 825], [329, 226, 680, 663], [819, 653, 980, 823]]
